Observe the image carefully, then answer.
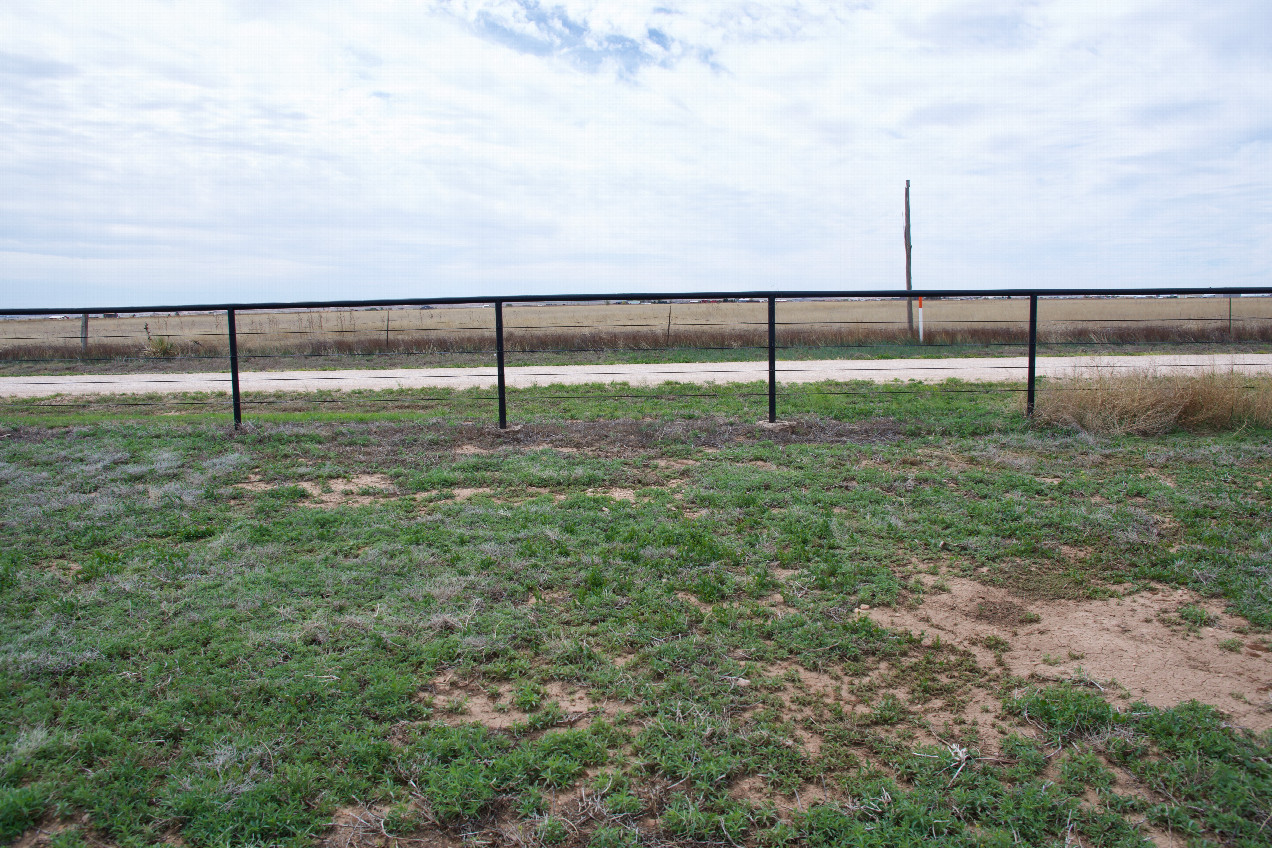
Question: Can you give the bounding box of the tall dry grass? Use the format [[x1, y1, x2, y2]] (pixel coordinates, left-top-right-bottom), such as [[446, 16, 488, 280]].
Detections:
[[1032, 368, 1272, 435]]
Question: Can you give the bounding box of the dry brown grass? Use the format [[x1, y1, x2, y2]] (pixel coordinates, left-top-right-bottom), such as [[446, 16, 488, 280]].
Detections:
[[1032, 367, 1272, 434]]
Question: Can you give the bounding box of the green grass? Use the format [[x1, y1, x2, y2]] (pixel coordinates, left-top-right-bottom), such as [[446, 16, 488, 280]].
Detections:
[[0, 378, 1016, 432], [2, 384, 1270, 846]]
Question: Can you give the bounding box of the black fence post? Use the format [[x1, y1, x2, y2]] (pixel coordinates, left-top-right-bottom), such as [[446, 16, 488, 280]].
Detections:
[[767, 296, 777, 423], [227, 308, 242, 429], [495, 300, 507, 429], [1026, 295, 1038, 417]]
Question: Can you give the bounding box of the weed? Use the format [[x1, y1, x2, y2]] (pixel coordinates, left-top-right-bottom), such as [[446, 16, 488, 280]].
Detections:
[[1178, 603, 1218, 629]]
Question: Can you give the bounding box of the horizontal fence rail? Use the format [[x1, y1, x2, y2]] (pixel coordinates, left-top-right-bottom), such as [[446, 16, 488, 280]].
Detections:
[[3, 287, 1271, 429]]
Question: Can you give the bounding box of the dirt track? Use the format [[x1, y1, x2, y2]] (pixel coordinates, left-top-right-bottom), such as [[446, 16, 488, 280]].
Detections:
[[1, 353, 1271, 398]]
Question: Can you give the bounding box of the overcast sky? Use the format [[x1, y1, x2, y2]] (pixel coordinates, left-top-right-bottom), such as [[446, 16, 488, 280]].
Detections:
[[2, 1, 1270, 309]]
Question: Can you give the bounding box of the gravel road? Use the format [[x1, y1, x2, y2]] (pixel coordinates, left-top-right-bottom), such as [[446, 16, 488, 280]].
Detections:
[[2, 354, 1271, 398]]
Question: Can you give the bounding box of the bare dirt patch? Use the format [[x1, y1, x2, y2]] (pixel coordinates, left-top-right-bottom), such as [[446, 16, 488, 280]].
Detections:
[[675, 591, 713, 612], [421, 673, 622, 732], [423, 673, 521, 731], [236, 473, 399, 507], [653, 458, 700, 468], [866, 578, 1272, 731], [758, 592, 797, 617], [543, 681, 625, 727], [587, 487, 637, 502], [11, 822, 85, 848], [450, 486, 493, 501], [731, 774, 832, 815], [1053, 544, 1092, 563]]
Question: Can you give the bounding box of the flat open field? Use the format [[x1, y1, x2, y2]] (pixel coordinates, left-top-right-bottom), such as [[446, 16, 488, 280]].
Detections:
[[4, 297, 1270, 377], [2, 386, 1270, 847]]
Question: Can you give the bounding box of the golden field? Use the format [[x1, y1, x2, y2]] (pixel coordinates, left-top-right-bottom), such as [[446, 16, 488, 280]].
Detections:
[[3, 296, 1270, 359]]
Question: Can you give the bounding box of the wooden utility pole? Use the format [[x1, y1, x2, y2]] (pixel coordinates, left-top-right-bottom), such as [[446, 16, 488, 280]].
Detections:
[[904, 180, 914, 336]]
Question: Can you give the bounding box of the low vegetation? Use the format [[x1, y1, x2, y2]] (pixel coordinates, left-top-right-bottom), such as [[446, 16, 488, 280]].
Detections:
[[1034, 369, 1272, 435], [2, 384, 1270, 846]]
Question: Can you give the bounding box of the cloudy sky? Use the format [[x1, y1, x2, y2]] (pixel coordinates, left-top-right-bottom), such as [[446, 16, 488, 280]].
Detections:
[[1, 1, 1269, 309]]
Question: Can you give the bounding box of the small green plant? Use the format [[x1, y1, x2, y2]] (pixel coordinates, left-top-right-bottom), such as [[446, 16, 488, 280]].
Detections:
[[513, 682, 545, 712], [589, 825, 640, 848], [536, 816, 570, 845], [1218, 637, 1243, 653], [978, 634, 1010, 652], [604, 791, 645, 817], [1057, 750, 1114, 793], [0, 785, 45, 842], [1007, 685, 1117, 745], [1178, 604, 1218, 629]]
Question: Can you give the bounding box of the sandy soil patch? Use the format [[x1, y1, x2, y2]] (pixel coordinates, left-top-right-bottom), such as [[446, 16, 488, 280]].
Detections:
[[866, 578, 1272, 731], [674, 591, 713, 612], [758, 591, 798, 617], [450, 486, 493, 501], [653, 458, 700, 468], [421, 673, 622, 732], [236, 473, 398, 506], [10, 823, 85, 848], [731, 774, 832, 815], [587, 487, 637, 502], [443, 486, 564, 504]]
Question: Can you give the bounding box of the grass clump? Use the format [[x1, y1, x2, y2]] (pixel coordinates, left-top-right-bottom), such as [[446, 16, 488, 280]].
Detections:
[[1033, 368, 1272, 435]]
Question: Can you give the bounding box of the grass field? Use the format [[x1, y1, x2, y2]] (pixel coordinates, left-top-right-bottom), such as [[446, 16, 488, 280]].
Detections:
[[2, 383, 1270, 847], [3, 297, 1271, 377]]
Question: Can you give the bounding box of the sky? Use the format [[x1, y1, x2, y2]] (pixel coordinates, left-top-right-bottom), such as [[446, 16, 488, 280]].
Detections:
[[1, 0, 1270, 309]]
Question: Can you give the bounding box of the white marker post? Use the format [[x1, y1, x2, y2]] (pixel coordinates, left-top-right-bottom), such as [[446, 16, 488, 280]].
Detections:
[[918, 296, 924, 343]]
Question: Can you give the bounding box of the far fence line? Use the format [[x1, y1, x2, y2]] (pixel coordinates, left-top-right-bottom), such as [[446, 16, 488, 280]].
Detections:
[[5, 286, 1272, 428]]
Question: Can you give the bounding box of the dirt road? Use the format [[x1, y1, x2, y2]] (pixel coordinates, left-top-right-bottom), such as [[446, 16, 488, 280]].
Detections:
[[2, 354, 1271, 398]]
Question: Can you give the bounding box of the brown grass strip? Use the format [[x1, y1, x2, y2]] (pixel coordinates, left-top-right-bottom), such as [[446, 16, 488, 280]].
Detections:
[[1032, 368, 1272, 434]]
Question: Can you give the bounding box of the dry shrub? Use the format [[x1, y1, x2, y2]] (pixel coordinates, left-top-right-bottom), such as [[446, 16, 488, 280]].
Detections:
[[1033, 368, 1272, 435]]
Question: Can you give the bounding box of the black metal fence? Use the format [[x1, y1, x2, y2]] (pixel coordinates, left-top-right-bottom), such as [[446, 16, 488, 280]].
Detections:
[[3, 286, 1271, 427]]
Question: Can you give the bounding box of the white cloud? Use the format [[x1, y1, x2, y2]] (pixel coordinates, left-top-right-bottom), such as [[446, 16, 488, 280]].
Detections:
[[0, 0, 1269, 308]]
